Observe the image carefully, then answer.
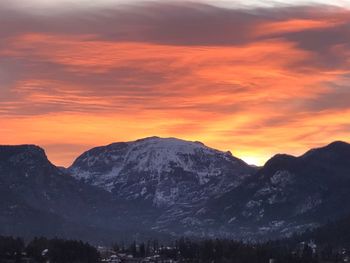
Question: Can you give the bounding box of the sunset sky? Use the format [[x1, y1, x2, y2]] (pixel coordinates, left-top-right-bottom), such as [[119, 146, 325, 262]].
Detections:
[[1, 0, 350, 166]]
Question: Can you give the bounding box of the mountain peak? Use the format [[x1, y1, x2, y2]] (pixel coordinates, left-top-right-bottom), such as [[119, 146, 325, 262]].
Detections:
[[102, 137, 228, 160], [126, 136, 207, 147], [301, 140, 350, 159], [135, 136, 161, 141], [69, 137, 254, 208], [324, 140, 349, 149], [0, 145, 47, 162]]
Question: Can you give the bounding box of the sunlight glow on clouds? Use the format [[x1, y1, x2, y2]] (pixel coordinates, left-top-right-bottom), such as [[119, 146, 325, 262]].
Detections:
[[1, 0, 350, 166]]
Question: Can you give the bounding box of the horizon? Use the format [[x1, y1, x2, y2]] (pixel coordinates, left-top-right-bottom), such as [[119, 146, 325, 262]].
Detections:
[[1, 0, 350, 167], [2, 136, 348, 167]]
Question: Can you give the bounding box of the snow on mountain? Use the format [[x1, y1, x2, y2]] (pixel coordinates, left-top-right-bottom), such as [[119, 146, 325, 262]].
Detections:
[[2, 140, 350, 241], [69, 137, 255, 208], [206, 141, 350, 239]]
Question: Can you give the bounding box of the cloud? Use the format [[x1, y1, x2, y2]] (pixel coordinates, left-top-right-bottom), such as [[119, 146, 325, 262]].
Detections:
[[302, 77, 350, 112], [0, 1, 350, 166]]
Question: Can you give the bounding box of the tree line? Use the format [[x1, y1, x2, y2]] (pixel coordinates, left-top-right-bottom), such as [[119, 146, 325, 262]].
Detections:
[[2, 216, 350, 263], [0, 236, 99, 263], [110, 238, 321, 263]]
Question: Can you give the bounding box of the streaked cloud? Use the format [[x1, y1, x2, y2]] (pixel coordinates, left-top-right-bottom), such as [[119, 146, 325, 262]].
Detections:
[[0, 1, 349, 166]]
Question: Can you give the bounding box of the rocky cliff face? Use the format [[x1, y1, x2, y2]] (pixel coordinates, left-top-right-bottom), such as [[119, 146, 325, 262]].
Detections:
[[69, 137, 255, 207], [69, 137, 256, 236], [206, 141, 350, 239]]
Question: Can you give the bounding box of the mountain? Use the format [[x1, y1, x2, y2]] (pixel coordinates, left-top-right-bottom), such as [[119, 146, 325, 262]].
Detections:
[[69, 136, 256, 235], [296, 213, 350, 247], [69, 136, 254, 206], [207, 141, 350, 239], [0, 145, 161, 243], [3, 139, 350, 242]]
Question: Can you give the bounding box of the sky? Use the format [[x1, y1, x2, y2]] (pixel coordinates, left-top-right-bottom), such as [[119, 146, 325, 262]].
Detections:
[[1, 0, 350, 166]]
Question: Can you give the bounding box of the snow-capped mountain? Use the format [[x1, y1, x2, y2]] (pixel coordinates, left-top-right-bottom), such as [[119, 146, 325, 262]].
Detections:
[[68, 139, 350, 239], [2, 140, 350, 242], [69, 137, 255, 208]]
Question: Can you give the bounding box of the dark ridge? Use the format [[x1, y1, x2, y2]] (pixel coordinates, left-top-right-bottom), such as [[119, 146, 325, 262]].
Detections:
[[262, 153, 297, 168], [301, 140, 350, 158], [0, 145, 47, 161]]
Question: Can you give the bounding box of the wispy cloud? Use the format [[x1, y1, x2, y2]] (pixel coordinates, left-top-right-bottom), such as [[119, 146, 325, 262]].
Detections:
[[0, 1, 349, 166]]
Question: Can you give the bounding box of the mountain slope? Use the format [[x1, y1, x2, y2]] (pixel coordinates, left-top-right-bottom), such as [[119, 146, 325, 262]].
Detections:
[[3, 140, 350, 241], [69, 137, 255, 207], [207, 141, 350, 239], [0, 145, 161, 243], [69, 137, 256, 235]]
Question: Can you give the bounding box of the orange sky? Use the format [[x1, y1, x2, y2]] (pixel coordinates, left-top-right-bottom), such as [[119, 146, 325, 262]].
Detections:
[[1, 2, 350, 166]]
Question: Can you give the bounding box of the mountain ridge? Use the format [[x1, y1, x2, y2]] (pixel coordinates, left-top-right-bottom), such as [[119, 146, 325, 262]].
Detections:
[[68, 136, 255, 206], [206, 140, 350, 239], [0, 144, 164, 243], [0, 138, 349, 242]]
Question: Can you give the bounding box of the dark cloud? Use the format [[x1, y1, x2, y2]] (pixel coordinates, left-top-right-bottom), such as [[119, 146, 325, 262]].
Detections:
[[267, 24, 350, 70], [0, 2, 349, 116], [0, 2, 348, 45], [0, 2, 258, 44], [0, 1, 349, 75], [302, 80, 350, 112]]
